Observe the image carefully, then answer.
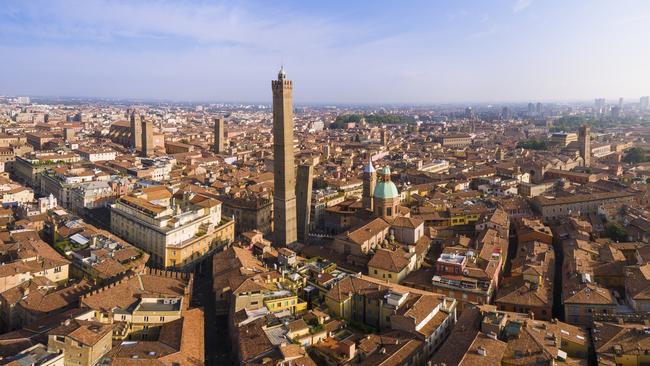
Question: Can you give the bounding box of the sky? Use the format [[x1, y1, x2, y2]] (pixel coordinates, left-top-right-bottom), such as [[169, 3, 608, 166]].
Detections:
[[1, 0, 649, 104]]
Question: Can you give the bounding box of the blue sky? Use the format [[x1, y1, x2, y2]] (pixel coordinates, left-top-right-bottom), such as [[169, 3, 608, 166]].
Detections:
[[1, 0, 649, 104]]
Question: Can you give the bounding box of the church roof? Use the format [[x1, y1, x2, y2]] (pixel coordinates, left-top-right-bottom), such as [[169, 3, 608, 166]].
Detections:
[[374, 165, 398, 199], [374, 180, 399, 199]]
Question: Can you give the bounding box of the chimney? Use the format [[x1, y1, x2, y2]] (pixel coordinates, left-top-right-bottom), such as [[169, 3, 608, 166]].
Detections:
[[477, 346, 487, 356]]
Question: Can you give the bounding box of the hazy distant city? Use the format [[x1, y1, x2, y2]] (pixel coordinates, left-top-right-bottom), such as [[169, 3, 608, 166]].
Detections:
[[2, 1, 650, 366]]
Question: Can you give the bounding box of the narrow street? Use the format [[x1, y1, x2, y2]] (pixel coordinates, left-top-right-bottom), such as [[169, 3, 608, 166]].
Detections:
[[552, 240, 564, 321], [192, 255, 233, 365]]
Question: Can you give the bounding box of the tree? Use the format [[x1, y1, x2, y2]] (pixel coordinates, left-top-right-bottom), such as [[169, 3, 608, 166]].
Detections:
[[605, 221, 628, 242], [549, 116, 590, 132], [623, 147, 646, 164], [517, 138, 548, 150]]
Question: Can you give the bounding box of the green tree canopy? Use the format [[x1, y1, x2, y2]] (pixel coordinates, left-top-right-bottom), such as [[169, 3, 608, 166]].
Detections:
[[605, 221, 628, 242], [516, 138, 548, 150], [623, 147, 646, 164]]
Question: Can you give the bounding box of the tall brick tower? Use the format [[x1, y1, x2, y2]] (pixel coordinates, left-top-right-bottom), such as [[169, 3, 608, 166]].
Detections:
[[130, 111, 142, 151], [140, 120, 155, 157], [579, 124, 590, 167], [272, 67, 297, 246], [296, 163, 313, 243], [213, 116, 224, 154]]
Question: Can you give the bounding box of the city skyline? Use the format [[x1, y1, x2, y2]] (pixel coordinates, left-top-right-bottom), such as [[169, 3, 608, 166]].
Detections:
[[1, 0, 650, 104]]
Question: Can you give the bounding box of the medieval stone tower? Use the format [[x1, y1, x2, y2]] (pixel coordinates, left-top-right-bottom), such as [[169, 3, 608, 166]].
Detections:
[[579, 124, 590, 167], [130, 111, 142, 151], [296, 163, 313, 243], [141, 119, 155, 157], [272, 67, 297, 246], [213, 116, 224, 154]]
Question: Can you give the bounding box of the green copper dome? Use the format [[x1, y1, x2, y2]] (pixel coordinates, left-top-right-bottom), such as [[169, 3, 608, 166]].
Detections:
[[374, 165, 398, 199], [374, 180, 399, 199]]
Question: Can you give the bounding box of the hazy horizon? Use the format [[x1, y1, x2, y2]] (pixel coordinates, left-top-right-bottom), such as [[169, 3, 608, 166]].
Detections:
[[2, 0, 650, 104]]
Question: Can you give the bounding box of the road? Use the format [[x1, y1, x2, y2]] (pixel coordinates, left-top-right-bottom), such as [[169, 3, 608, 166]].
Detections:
[[192, 255, 233, 365]]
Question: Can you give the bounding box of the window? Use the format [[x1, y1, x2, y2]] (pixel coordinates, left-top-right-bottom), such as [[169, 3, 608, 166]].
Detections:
[[144, 316, 149, 322], [54, 266, 62, 273], [159, 316, 165, 322]]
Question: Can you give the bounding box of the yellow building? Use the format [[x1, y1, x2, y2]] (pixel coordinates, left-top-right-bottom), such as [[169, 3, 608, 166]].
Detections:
[[264, 293, 308, 314], [111, 187, 234, 269], [164, 218, 234, 268], [449, 209, 484, 226], [368, 248, 413, 284], [116, 297, 184, 340], [48, 320, 114, 366]]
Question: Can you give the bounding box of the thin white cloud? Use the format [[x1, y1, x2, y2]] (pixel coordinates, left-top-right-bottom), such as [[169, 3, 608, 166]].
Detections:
[[513, 0, 533, 14], [0, 0, 377, 52], [468, 27, 498, 40]]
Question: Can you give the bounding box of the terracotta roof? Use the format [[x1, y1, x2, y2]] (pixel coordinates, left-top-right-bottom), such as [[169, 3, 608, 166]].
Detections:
[[344, 218, 390, 245], [368, 248, 410, 273], [50, 319, 113, 346], [81, 273, 188, 312]]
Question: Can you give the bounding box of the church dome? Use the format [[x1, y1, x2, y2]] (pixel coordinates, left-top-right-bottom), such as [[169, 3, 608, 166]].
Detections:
[[374, 165, 398, 199], [374, 179, 399, 199]]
